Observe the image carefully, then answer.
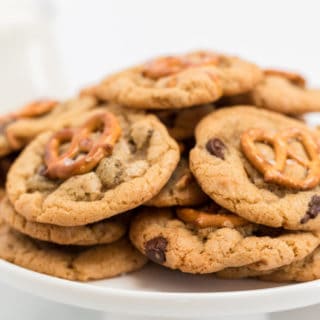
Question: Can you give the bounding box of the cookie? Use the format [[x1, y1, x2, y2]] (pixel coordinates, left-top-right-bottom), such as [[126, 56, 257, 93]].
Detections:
[[0, 219, 147, 281], [92, 51, 263, 109], [0, 197, 126, 246], [261, 247, 320, 282], [146, 157, 208, 207], [129, 205, 320, 274], [190, 106, 320, 230], [0, 97, 98, 157], [152, 104, 215, 141], [217, 247, 320, 282], [221, 70, 320, 115], [7, 104, 180, 226]]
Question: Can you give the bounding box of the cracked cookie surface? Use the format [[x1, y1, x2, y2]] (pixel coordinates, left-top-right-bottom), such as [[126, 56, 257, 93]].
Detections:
[[250, 70, 320, 114], [7, 104, 180, 226], [217, 246, 320, 282], [152, 104, 215, 141], [129, 206, 320, 274], [92, 51, 263, 109], [1, 197, 126, 246], [221, 70, 320, 115], [0, 219, 147, 281], [190, 106, 320, 230]]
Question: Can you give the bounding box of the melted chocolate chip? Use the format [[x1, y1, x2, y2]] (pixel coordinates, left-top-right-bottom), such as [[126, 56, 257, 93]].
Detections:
[[205, 138, 226, 160], [145, 236, 168, 264], [301, 195, 320, 224]]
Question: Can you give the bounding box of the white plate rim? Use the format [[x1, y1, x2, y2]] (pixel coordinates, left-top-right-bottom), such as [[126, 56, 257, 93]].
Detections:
[[2, 259, 320, 317]]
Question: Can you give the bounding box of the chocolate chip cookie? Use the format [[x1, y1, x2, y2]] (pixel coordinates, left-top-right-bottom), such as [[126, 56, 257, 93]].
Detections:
[[146, 157, 208, 207], [221, 70, 320, 115], [129, 205, 320, 273], [92, 51, 263, 109], [217, 246, 320, 282], [7, 104, 180, 226], [1, 197, 127, 246], [152, 104, 215, 141], [0, 219, 147, 281], [190, 106, 320, 230]]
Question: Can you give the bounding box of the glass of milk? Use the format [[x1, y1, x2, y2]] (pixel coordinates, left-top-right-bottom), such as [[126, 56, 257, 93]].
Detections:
[[0, 0, 68, 112]]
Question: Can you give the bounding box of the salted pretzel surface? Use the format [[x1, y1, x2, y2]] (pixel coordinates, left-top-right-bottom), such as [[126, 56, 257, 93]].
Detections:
[[44, 111, 121, 179], [142, 51, 221, 80], [176, 207, 248, 228], [241, 127, 320, 190], [264, 69, 306, 87], [0, 99, 58, 149]]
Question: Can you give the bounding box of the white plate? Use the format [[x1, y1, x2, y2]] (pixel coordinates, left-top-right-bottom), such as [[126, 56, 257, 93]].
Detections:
[[2, 113, 320, 319], [1, 259, 320, 318]]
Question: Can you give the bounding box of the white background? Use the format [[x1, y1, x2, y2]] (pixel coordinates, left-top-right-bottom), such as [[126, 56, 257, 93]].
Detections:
[[1, 0, 320, 319]]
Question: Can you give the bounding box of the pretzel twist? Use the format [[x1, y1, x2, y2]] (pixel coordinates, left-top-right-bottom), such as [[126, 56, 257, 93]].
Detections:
[[0, 99, 58, 149], [142, 51, 221, 79], [15, 100, 58, 118], [44, 112, 121, 179], [241, 127, 320, 190], [176, 207, 248, 228], [264, 69, 306, 87]]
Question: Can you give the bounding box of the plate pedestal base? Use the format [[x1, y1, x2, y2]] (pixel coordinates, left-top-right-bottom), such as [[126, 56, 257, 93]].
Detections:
[[102, 313, 270, 320]]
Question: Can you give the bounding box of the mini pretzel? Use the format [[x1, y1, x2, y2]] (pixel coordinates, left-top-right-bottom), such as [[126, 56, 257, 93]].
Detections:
[[0, 99, 58, 149], [142, 51, 221, 79], [16, 99, 58, 118], [241, 127, 320, 190], [176, 207, 249, 228], [44, 112, 121, 179], [264, 69, 306, 88]]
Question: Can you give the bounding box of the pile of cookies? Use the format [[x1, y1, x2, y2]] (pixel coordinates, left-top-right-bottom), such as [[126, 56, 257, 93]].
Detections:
[[1, 50, 320, 283]]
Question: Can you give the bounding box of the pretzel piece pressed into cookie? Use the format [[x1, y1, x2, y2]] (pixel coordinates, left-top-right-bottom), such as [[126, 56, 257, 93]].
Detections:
[[44, 112, 121, 179], [264, 69, 306, 88], [0, 99, 58, 150], [241, 127, 320, 190], [142, 51, 221, 80], [176, 207, 248, 228]]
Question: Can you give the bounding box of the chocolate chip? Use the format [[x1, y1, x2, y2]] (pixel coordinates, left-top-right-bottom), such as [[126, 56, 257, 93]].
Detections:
[[205, 138, 226, 159], [301, 195, 320, 224], [145, 236, 168, 264]]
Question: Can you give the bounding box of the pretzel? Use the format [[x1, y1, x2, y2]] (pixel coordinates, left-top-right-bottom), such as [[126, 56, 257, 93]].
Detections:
[[176, 207, 249, 228], [16, 99, 58, 118], [142, 51, 221, 79], [0, 99, 58, 149], [44, 112, 121, 179], [241, 127, 320, 190], [264, 69, 306, 88]]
